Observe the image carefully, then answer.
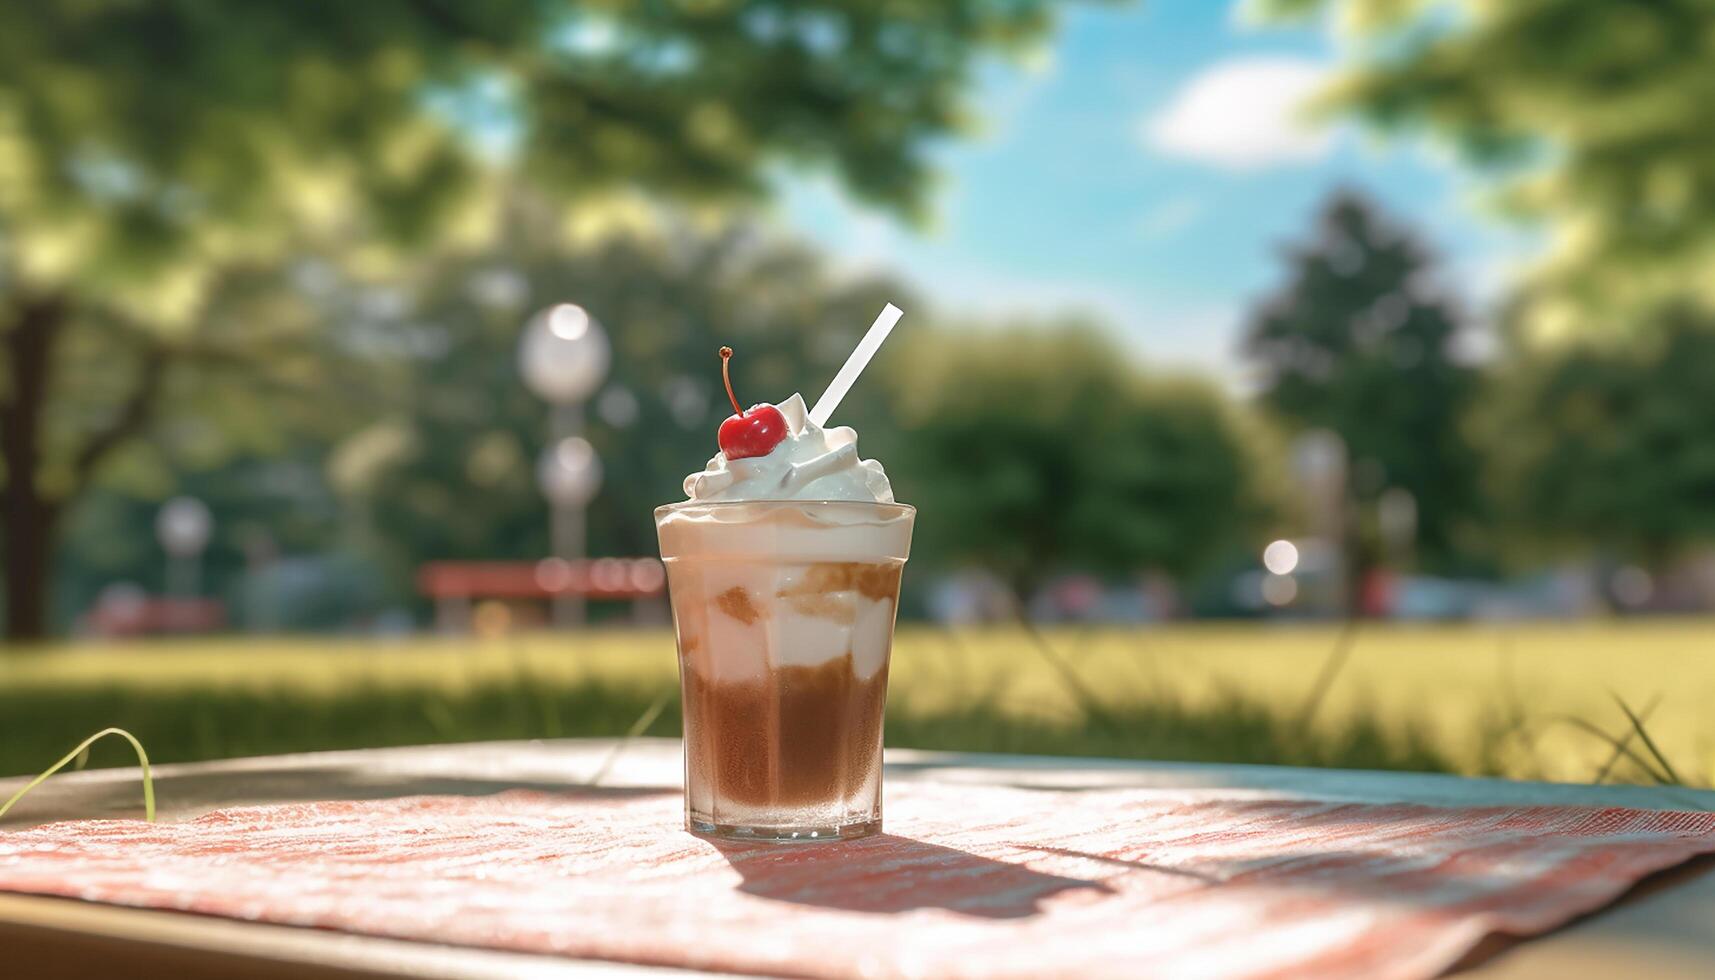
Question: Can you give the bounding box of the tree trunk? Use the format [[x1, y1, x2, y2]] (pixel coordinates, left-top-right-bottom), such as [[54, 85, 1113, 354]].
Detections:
[[2, 294, 65, 642], [2, 484, 57, 642]]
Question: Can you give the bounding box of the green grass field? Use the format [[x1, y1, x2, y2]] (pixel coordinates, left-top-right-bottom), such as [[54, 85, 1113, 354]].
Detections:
[[3, 621, 1712, 786]]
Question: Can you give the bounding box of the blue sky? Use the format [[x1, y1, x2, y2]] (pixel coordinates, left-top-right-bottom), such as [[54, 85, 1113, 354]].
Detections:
[[774, 2, 1532, 384]]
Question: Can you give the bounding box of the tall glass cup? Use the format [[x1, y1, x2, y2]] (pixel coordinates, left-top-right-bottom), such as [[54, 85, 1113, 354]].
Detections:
[[655, 500, 914, 842]]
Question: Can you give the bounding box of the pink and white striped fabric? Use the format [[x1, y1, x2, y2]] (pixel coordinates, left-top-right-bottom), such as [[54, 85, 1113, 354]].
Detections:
[[2, 784, 1712, 978]]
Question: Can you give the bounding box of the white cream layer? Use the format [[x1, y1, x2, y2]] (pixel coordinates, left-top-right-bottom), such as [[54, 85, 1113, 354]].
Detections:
[[666, 561, 897, 683]]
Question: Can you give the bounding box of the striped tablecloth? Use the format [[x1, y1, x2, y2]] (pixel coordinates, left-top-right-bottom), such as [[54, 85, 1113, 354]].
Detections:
[[2, 783, 1712, 979]]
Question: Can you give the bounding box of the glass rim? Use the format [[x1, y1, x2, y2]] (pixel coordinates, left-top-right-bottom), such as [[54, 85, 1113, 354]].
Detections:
[[654, 499, 914, 520]]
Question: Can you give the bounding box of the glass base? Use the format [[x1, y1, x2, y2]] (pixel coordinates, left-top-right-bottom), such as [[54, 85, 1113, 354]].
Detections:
[[688, 814, 881, 843]]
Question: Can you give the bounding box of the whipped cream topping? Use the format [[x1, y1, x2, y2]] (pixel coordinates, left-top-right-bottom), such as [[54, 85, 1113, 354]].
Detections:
[[683, 393, 893, 503]]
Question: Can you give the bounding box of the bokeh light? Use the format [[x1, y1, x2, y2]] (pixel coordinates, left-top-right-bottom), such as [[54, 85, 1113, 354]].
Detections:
[[1262, 540, 1300, 577], [1261, 574, 1298, 607]]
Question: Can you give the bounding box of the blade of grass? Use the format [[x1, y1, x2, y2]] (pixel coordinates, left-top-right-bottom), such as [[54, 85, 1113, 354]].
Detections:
[[992, 580, 1127, 732], [1548, 714, 1673, 785], [1294, 618, 1360, 733], [1592, 694, 1660, 784], [0, 728, 155, 823], [587, 687, 676, 787], [1010, 606, 1121, 734], [1609, 691, 1684, 786]]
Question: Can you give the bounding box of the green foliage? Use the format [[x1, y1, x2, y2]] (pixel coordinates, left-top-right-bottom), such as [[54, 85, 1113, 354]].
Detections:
[[1260, 0, 1715, 335], [41, 220, 907, 621], [46, 211, 1276, 622], [0, 0, 1082, 637], [1243, 190, 1479, 569], [886, 324, 1265, 592], [0, 0, 1071, 315], [1480, 305, 1715, 563], [42, 270, 352, 499]]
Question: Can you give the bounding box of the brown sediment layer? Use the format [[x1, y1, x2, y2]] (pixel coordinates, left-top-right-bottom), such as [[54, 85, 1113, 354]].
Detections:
[[775, 562, 901, 601], [706, 564, 903, 626], [682, 653, 889, 809], [715, 586, 762, 624]]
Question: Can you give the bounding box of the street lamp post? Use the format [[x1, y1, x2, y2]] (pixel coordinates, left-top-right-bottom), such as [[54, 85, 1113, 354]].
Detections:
[[518, 303, 610, 627]]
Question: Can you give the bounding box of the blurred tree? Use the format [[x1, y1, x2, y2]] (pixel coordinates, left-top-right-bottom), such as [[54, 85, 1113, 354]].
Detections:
[[1480, 304, 1715, 568], [52, 218, 1269, 624], [0, 0, 1078, 638], [1242, 190, 1480, 604], [1258, 0, 1715, 338], [884, 324, 1267, 598]]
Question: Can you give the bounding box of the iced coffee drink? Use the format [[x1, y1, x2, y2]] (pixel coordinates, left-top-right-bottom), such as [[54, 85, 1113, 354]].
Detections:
[[656, 346, 912, 842]]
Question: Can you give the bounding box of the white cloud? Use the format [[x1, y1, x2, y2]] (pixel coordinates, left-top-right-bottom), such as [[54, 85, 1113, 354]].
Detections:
[[1143, 57, 1333, 171]]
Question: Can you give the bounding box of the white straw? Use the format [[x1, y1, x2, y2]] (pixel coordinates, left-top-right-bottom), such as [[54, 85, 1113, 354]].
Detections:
[[810, 303, 903, 427]]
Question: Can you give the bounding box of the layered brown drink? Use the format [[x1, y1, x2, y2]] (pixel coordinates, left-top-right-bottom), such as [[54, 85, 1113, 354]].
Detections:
[[656, 336, 912, 842], [657, 501, 912, 840]]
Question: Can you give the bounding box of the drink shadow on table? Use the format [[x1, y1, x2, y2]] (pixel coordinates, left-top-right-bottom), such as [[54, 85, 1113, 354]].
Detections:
[[705, 834, 1114, 918]]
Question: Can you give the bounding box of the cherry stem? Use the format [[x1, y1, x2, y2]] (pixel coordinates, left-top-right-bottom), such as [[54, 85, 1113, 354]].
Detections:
[[719, 346, 743, 416]]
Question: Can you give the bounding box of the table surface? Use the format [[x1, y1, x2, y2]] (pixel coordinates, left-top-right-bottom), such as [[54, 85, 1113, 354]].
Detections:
[[3, 738, 1713, 979]]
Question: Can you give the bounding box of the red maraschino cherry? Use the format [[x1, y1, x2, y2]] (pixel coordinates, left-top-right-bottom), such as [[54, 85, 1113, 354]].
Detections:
[[716, 346, 788, 460]]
